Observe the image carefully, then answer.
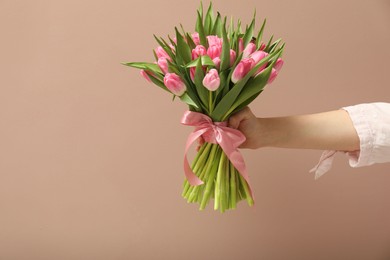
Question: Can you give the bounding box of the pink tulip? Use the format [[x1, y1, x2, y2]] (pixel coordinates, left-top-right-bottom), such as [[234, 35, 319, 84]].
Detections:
[[207, 44, 222, 60], [212, 57, 221, 69], [164, 73, 186, 96], [243, 42, 257, 58], [157, 57, 169, 74], [140, 70, 152, 83], [190, 67, 196, 82], [250, 51, 268, 64], [250, 50, 268, 73], [207, 35, 223, 47], [202, 69, 220, 91], [230, 49, 236, 66], [155, 46, 170, 60], [274, 58, 284, 72], [231, 58, 255, 84], [268, 68, 278, 84], [259, 43, 266, 51], [192, 45, 207, 60], [192, 32, 200, 45], [238, 38, 244, 54]]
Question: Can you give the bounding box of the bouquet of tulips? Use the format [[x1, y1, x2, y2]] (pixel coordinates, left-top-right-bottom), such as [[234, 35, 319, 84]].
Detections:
[[123, 3, 284, 212]]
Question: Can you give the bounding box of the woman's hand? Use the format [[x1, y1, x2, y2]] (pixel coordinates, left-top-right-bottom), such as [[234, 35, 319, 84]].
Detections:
[[228, 107, 264, 149]]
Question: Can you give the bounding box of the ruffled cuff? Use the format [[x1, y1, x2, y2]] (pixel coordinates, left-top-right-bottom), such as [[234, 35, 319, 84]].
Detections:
[[342, 104, 375, 167], [310, 104, 375, 179]]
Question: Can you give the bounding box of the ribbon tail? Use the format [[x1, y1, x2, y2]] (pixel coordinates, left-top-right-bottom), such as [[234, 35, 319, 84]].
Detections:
[[183, 130, 207, 186], [309, 150, 338, 180]]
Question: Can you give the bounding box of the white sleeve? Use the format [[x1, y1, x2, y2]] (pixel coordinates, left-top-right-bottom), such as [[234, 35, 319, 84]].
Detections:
[[342, 102, 390, 167], [311, 102, 390, 179]]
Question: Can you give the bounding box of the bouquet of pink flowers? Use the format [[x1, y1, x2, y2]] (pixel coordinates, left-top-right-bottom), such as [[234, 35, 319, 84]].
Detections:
[[123, 3, 284, 212]]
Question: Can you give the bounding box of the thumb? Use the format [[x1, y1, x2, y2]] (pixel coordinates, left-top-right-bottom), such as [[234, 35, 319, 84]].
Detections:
[[228, 107, 253, 129]]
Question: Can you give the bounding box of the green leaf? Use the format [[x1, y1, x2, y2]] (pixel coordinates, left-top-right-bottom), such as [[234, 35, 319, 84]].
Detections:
[[255, 19, 266, 48], [227, 67, 271, 115], [211, 48, 283, 121], [185, 33, 196, 50], [226, 52, 243, 86], [242, 12, 255, 48], [167, 59, 180, 74], [196, 11, 208, 47], [204, 2, 214, 35], [214, 70, 229, 102], [237, 19, 242, 35], [264, 35, 274, 52], [268, 38, 282, 53], [185, 55, 214, 68], [198, 1, 204, 18], [180, 93, 200, 109], [175, 27, 192, 65], [147, 73, 170, 93], [229, 16, 234, 38], [121, 62, 163, 80], [224, 47, 284, 118], [182, 81, 203, 112], [211, 12, 222, 36], [153, 35, 176, 62], [220, 19, 230, 71], [121, 61, 158, 70], [233, 91, 263, 113], [194, 58, 209, 109]]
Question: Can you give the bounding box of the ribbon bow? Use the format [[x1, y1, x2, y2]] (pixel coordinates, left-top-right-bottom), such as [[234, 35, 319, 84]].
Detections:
[[181, 111, 253, 198]]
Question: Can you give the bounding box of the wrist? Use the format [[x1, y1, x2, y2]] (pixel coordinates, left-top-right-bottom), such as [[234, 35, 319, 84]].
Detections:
[[256, 117, 288, 148]]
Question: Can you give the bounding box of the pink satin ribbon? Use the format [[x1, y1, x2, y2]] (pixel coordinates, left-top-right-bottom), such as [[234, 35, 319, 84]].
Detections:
[[309, 150, 338, 179], [181, 111, 254, 199]]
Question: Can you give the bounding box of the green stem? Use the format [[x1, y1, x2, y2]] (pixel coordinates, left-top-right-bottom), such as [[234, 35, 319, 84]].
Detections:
[[235, 167, 241, 202], [182, 142, 212, 198], [229, 161, 237, 209], [238, 169, 246, 200], [199, 145, 221, 210], [238, 172, 254, 206], [214, 151, 226, 211], [224, 160, 230, 210], [208, 90, 214, 114], [188, 144, 218, 202]]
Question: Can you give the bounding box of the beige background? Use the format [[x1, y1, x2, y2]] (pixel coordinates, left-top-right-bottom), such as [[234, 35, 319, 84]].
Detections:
[[1, 0, 390, 259]]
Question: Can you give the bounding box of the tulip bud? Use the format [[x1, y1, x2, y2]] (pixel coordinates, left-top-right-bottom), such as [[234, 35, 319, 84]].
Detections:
[[164, 73, 186, 96], [202, 69, 220, 91], [250, 51, 267, 64], [140, 70, 152, 83], [207, 44, 222, 60], [238, 38, 244, 54], [274, 58, 284, 72], [229, 49, 236, 66], [212, 57, 221, 70], [250, 50, 268, 73], [155, 46, 170, 60], [192, 32, 200, 45], [207, 35, 223, 47], [259, 43, 266, 51], [243, 42, 257, 58], [157, 57, 169, 74], [268, 68, 278, 84], [192, 45, 207, 60], [231, 58, 255, 84], [190, 67, 196, 82]]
